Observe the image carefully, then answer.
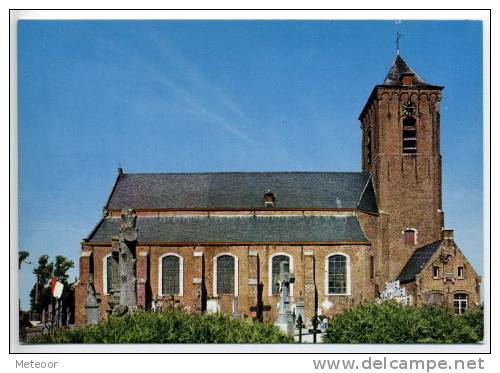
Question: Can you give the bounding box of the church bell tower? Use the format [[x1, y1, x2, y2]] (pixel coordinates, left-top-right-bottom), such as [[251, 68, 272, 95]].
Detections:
[[359, 55, 445, 281]]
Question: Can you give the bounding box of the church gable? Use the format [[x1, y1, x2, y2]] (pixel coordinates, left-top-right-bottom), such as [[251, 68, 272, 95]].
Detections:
[[398, 230, 479, 286], [418, 233, 480, 284], [105, 171, 377, 212]]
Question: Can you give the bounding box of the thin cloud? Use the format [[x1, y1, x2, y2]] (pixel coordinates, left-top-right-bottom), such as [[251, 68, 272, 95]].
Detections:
[[103, 36, 258, 146]]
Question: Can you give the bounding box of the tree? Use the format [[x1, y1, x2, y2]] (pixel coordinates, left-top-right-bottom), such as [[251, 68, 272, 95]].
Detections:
[[53, 256, 74, 285], [18, 251, 30, 270], [29, 255, 75, 323]]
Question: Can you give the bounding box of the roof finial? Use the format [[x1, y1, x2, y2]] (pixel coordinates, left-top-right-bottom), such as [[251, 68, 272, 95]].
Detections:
[[395, 33, 401, 55]]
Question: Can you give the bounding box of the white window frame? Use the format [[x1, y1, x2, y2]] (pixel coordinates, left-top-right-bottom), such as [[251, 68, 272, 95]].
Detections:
[[103, 253, 112, 295], [268, 252, 294, 297], [213, 252, 239, 297], [158, 253, 184, 297], [453, 293, 468, 314], [457, 266, 465, 279], [325, 252, 351, 296]]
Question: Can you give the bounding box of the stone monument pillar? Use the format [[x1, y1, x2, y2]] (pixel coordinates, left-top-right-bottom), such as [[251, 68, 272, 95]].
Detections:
[[116, 209, 138, 313], [274, 262, 295, 336]]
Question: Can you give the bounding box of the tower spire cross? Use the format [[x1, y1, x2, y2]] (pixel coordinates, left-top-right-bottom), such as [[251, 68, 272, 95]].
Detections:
[[396, 33, 401, 55]]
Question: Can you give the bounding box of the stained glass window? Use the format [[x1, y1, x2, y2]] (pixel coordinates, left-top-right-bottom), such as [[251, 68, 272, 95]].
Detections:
[[162, 255, 180, 295]]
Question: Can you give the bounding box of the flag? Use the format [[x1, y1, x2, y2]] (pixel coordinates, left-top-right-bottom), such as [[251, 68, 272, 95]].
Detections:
[[50, 276, 64, 298]]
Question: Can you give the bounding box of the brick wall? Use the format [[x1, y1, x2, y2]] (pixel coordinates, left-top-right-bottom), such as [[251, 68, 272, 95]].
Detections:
[[76, 242, 374, 325]]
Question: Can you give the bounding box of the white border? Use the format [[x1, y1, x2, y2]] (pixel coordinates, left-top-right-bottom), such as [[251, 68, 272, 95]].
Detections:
[[212, 252, 239, 297], [324, 252, 352, 296], [8, 9, 491, 355], [158, 253, 184, 297], [267, 252, 294, 297]]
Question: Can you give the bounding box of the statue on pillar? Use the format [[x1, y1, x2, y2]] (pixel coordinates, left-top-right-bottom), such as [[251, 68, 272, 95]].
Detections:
[[274, 261, 295, 336], [85, 274, 100, 324], [114, 209, 138, 315]]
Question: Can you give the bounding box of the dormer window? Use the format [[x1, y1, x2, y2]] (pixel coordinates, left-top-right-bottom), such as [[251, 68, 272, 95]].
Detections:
[[401, 73, 414, 86], [264, 190, 275, 208]]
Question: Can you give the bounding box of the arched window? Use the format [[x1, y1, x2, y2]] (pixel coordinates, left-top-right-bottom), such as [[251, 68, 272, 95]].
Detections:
[[214, 254, 238, 296], [325, 253, 351, 295], [453, 293, 468, 314], [402, 116, 417, 154], [269, 254, 293, 296], [159, 254, 183, 296], [103, 254, 112, 295], [403, 228, 417, 245]]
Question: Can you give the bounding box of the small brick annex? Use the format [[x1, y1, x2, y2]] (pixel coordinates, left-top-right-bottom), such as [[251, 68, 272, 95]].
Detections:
[[74, 54, 481, 326]]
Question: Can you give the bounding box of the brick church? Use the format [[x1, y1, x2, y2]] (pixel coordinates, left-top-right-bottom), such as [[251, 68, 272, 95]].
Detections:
[[75, 54, 481, 325]]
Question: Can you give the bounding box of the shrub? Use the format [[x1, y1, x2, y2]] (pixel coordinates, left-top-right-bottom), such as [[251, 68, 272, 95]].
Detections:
[[462, 305, 484, 341], [323, 302, 483, 344], [30, 310, 293, 344]]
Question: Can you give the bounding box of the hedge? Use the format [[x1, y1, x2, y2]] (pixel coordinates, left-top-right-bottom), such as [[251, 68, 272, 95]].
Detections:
[[323, 302, 483, 344], [30, 310, 294, 344]]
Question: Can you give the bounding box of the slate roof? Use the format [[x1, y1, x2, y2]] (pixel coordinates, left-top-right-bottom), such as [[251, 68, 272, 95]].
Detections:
[[397, 240, 442, 284], [87, 215, 369, 244], [105, 172, 378, 212], [383, 55, 432, 87]]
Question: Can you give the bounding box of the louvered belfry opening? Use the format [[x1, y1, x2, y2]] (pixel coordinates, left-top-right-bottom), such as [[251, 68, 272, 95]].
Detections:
[[162, 255, 180, 295], [402, 116, 417, 154], [217, 255, 235, 295]]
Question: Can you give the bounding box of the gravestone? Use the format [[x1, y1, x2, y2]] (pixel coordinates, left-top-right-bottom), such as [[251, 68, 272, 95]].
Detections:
[[274, 262, 295, 336], [85, 274, 100, 324], [294, 297, 305, 326]]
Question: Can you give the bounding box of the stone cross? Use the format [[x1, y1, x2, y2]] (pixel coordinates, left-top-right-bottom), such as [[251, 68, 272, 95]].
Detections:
[[274, 262, 295, 336], [277, 262, 294, 310]]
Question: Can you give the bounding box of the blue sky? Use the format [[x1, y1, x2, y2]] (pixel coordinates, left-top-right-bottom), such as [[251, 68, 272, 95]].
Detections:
[[17, 20, 483, 309]]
